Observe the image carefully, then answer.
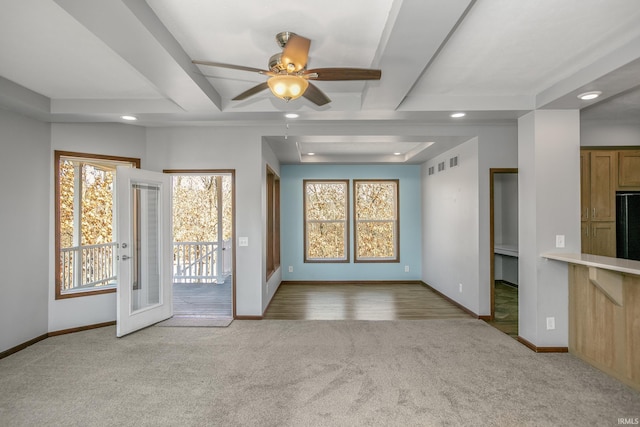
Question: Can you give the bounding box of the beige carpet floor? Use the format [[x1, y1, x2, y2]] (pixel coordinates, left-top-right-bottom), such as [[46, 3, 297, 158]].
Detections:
[[1, 319, 638, 426]]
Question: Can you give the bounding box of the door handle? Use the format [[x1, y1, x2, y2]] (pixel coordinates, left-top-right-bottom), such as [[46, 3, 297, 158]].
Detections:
[[122, 255, 131, 260]]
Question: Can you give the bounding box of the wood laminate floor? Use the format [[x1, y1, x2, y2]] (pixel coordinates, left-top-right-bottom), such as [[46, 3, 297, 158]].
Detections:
[[485, 281, 518, 338], [263, 282, 472, 320]]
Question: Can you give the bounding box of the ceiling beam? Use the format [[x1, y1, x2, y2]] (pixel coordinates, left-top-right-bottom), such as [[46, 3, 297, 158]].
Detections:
[[362, 0, 475, 111], [54, 0, 222, 112]]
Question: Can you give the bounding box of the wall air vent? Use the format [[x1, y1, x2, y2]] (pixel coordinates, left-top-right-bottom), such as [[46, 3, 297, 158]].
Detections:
[[450, 156, 459, 168], [428, 166, 435, 176], [438, 161, 445, 172]]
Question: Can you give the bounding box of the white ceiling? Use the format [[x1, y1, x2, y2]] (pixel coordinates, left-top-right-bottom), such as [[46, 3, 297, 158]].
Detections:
[[1, 0, 639, 163]]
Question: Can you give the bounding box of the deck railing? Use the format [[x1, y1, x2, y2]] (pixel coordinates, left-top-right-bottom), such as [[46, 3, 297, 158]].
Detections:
[[60, 240, 231, 290], [173, 240, 232, 284], [60, 242, 118, 291]]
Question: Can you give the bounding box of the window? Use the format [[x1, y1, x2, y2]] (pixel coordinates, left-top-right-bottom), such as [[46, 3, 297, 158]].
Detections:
[[55, 151, 139, 298], [354, 180, 399, 262], [304, 180, 349, 262], [266, 167, 280, 279]]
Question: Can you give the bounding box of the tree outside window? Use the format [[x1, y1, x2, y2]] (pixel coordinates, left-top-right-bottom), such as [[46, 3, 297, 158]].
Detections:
[[354, 180, 399, 262], [304, 180, 349, 262]]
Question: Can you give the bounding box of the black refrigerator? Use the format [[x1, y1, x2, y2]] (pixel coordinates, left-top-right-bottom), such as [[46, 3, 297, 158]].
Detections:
[[616, 191, 640, 261]]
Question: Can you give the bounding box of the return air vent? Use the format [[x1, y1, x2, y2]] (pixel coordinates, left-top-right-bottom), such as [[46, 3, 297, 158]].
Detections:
[[438, 161, 445, 172], [428, 166, 435, 176], [450, 156, 459, 168]]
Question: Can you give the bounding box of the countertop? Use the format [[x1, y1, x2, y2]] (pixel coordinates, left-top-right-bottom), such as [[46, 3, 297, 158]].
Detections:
[[541, 253, 640, 276]]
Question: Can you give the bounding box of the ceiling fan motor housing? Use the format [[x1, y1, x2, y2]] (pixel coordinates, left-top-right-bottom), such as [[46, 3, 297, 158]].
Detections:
[[275, 31, 295, 48], [269, 53, 286, 72]]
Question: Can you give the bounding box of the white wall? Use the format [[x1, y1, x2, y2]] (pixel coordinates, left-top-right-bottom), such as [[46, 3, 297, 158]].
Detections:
[[145, 126, 266, 316], [581, 121, 640, 146], [0, 109, 50, 352], [422, 138, 480, 313], [518, 110, 580, 347], [477, 128, 519, 314], [49, 123, 147, 332], [496, 174, 518, 246], [422, 125, 518, 316], [494, 173, 519, 285]]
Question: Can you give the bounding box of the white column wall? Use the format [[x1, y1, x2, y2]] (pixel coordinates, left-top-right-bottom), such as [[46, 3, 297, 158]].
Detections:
[[518, 110, 580, 347]]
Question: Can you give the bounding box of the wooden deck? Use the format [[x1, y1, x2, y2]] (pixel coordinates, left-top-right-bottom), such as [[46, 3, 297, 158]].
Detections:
[[172, 278, 232, 318], [263, 282, 472, 320]]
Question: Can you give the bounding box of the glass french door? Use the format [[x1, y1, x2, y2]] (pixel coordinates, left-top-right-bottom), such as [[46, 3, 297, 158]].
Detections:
[[116, 167, 172, 337]]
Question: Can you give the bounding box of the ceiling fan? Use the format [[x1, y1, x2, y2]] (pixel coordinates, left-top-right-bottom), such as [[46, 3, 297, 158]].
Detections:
[[192, 32, 381, 106]]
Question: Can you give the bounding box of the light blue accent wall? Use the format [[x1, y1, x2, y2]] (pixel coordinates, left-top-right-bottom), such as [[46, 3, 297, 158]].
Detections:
[[281, 164, 422, 281]]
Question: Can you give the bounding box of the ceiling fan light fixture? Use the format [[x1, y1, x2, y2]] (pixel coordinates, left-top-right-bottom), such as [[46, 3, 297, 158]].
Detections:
[[268, 75, 309, 101]]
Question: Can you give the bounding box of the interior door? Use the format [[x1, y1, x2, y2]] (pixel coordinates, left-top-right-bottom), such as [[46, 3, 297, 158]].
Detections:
[[116, 167, 172, 337]]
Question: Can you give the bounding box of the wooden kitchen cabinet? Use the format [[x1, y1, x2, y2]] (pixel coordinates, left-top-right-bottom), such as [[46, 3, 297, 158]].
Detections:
[[618, 150, 640, 188], [581, 150, 616, 256], [589, 221, 616, 257], [589, 151, 616, 221]]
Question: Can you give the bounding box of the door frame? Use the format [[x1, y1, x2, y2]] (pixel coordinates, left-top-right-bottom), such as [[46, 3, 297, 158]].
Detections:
[[163, 169, 237, 318], [489, 168, 518, 321]]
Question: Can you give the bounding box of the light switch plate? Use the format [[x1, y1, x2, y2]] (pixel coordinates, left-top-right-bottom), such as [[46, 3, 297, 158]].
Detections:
[[555, 235, 565, 248], [238, 237, 249, 247]]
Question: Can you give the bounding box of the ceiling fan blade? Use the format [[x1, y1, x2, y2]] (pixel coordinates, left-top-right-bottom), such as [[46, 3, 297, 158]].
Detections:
[[232, 82, 270, 101], [303, 82, 331, 106], [281, 34, 311, 72], [192, 60, 271, 74], [305, 68, 381, 81]]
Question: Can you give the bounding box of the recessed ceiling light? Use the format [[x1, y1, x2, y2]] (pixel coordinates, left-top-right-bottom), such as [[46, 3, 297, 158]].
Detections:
[[121, 115, 138, 121], [285, 113, 299, 119], [450, 112, 466, 118], [577, 91, 602, 100], [393, 152, 402, 156], [307, 152, 315, 156]]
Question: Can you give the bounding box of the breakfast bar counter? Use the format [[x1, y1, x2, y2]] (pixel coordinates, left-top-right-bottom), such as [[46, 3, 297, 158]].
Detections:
[[543, 253, 640, 391]]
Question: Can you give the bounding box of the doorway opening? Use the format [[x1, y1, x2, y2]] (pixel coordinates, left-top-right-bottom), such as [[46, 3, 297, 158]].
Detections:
[[488, 168, 518, 338], [166, 170, 235, 319]]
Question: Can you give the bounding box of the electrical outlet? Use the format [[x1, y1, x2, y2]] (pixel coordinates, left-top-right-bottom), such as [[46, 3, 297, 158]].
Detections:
[[555, 235, 565, 248], [288, 266, 293, 273], [459, 283, 463, 293], [546, 317, 556, 330], [404, 265, 410, 272]]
